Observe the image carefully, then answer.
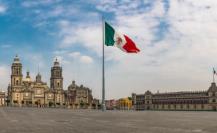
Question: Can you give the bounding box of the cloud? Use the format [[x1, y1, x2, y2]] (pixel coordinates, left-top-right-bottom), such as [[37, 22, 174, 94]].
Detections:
[[53, 50, 68, 55], [0, 44, 12, 48], [16, 53, 48, 81], [68, 52, 81, 58], [22, 1, 98, 30], [21, 0, 59, 8], [68, 52, 93, 64], [95, 0, 144, 15], [27, 54, 46, 69], [0, 4, 7, 14], [55, 55, 70, 65], [58, 20, 102, 55], [80, 55, 93, 64], [53, 50, 94, 64]]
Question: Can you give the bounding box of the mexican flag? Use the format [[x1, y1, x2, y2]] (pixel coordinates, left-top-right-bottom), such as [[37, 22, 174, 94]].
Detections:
[[105, 22, 140, 53]]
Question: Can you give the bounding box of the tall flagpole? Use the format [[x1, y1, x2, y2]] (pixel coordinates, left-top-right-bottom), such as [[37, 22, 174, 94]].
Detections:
[[102, 16, 106, 111], [213, 68, 215, 83]]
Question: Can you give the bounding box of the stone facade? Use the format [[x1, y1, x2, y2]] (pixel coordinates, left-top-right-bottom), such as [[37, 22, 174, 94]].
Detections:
[[66, 81, 93, 109], [0, 91, 5, 106], [50, 58, 65, 106], [8, 55, 65, 107], [132, 82, 217, 111], [92, 98, 100, 109]]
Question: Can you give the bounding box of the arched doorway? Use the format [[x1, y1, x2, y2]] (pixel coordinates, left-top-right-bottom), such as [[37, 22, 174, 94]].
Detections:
[[37, 100, 41, 107]]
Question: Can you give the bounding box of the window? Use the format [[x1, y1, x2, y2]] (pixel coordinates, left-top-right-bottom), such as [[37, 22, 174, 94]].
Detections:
[[57, 82, 60, 87], [56, 71, 60, 77], [16, 80, 19, 85], [16, 68, 19, 75], [212, 99, 216, 103]]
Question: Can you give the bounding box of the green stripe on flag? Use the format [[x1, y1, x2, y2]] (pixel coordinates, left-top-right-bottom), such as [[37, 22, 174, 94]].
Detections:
[[105, 22, 115, 46]]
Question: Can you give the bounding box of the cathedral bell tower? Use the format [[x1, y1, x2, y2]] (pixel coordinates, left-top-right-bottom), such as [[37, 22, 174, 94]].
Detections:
[[50, 58, 63, 90], [11, 55, 23, 89]]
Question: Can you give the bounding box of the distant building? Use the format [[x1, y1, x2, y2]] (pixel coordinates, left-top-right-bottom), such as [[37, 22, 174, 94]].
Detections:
[[92, 98, 100, 109], [6, 55, 97, 108], [0, 91, 5, 106], [117, 97, 132, 110], [66, 80, 93, 109], [105, 99, 117, 110], [132, 82, 217, 111], [8, 55, 65, 107]]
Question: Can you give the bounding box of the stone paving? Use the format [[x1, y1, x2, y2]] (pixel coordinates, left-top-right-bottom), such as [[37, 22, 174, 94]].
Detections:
[[0, 107, 217, 133]]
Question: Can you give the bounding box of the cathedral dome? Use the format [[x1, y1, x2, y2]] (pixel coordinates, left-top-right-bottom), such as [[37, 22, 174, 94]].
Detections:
[[36, 73, 42, 83], [68, 80, 76, 90], [23, 71, 32, 82]]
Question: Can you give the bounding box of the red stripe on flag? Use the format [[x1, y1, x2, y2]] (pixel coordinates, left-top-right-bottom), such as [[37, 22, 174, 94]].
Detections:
[[123, 35, 140, 53]]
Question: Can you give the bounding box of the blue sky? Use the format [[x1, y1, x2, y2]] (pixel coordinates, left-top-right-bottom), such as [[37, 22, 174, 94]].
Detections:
[[1, 0, 217, 99]]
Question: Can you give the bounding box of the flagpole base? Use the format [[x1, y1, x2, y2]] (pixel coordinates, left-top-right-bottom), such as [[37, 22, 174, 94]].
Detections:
[[102, 103, 106, 111]]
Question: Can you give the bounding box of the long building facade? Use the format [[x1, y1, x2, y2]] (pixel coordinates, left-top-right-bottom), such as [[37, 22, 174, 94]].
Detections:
[[7, 55, 94, 108], [132, 82, 217, 111]]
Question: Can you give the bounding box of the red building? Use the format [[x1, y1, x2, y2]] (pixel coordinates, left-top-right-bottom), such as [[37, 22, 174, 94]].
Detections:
[[105, 99, 117, 110]]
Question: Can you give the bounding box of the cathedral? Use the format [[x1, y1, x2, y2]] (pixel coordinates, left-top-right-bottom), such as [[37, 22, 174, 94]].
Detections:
[[7, 55, 94, 108]]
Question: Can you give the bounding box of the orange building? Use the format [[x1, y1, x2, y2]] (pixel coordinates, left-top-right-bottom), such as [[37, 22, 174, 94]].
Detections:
[[117, 97, 132, 110]]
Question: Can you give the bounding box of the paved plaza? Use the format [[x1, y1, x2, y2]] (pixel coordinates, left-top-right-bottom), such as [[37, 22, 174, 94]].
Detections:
[[0, 107, 217, 133]]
